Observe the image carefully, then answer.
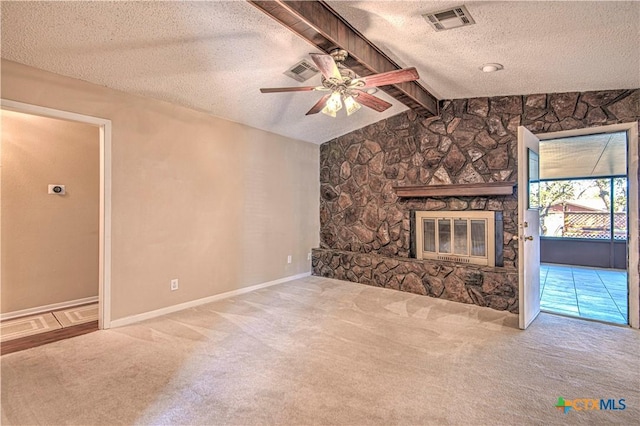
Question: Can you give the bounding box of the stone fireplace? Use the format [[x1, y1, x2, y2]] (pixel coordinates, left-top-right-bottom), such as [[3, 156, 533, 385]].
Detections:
[[312, 88, 638, 314]]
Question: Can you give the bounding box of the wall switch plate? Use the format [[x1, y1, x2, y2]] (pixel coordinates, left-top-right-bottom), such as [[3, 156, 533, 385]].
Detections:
[[287, 255, 292, 264], [170, 279, 179, 291], [48, 184, 65, 195], [307, 253, 312, 260]]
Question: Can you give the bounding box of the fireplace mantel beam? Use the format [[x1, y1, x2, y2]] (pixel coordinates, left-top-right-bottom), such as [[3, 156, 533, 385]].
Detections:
[[247, 0, 439, 117], [394, 182, 516, 198]]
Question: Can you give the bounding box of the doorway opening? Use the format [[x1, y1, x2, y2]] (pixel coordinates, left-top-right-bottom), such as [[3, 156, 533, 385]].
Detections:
[[538, 128, 636, 326], [0, 100, 112, 353]]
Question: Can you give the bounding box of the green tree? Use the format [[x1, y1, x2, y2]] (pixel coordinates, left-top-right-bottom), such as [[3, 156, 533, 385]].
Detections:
[[591, 179, 611, 210], [614, 178, 627, 212], [539, 180, 575, 234]]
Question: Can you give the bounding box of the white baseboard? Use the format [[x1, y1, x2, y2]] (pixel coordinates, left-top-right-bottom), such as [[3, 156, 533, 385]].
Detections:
[[0, 296, 99, 321], [109, 272, 311, 328]]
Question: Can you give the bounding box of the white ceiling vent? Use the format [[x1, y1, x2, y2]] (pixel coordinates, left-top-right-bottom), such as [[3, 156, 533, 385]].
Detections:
[[422, 5, 476, 31], [283, 59, 319, 82]]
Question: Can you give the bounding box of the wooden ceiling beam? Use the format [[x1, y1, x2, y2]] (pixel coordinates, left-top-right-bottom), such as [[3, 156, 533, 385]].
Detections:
[[248, 0, 439, 117]]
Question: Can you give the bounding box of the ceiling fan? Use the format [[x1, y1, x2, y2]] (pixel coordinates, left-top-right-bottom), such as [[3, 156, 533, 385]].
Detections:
[[260, 49, 420, 117]]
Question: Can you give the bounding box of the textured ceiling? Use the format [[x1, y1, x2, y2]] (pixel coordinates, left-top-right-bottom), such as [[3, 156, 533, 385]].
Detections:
[[0, 1, 406, 144], [328, 1, 640, 99], [2, 1, 639, 145]]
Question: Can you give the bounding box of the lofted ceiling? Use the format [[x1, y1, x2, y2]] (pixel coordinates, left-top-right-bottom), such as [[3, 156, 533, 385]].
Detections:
[[1, 1, 639, 145], [328, 1, 640, 99]]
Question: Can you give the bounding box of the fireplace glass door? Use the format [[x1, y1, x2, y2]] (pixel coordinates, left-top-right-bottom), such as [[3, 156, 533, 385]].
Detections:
[[415, 211, 496, 266], [471, 220, 486, 257]]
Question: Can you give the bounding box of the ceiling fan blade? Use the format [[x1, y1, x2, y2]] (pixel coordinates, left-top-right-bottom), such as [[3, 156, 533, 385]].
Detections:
[[355, 67, 419, 88], [306, 94, 332, 115], [260, 86, 318, 93], [309, 53, 342, 81], [353, 90, 393, 112]]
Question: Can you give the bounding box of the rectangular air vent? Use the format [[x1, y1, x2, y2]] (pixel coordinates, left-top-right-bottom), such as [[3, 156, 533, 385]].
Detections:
[[422, 5, 475, 31], [437, 255, 470, 264], [283, 59, 319, 82]]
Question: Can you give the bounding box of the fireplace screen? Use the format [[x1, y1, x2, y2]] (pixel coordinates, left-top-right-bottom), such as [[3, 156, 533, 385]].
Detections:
[[415, 211, 498, 266]]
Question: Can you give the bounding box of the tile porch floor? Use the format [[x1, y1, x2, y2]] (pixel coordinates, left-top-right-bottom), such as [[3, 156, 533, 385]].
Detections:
[[540, 263, 628, 325]]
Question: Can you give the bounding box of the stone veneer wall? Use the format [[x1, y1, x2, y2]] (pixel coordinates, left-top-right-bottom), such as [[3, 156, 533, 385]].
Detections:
[[313, 89, 639, 313]]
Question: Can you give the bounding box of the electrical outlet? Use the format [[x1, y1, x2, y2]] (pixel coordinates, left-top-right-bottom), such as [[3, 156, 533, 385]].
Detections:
[[307, 252, 312, 261], [287, 255, 292, 264], [170, 279, 179, 291]]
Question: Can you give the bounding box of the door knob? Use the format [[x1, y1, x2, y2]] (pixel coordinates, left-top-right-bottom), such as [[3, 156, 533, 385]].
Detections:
[[524, 236, 534, 241]]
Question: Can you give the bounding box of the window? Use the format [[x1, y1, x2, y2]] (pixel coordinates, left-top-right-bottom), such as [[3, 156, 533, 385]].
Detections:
[[539, 177, 627, 240]]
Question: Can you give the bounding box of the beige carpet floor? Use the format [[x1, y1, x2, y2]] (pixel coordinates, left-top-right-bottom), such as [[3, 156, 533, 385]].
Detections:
[[1, 276, 638, 425]]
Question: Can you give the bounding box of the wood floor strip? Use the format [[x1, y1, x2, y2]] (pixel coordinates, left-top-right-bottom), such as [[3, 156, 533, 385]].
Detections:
[[1, 321, 98, 356]]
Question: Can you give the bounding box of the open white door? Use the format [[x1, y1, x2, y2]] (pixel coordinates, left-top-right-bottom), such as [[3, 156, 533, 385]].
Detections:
[[517, 126, 541, 329]]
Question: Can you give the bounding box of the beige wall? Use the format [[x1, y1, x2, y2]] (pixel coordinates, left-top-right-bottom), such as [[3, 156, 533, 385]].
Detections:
[[0, 60, 320, 321], [1, 110, 100, 313]]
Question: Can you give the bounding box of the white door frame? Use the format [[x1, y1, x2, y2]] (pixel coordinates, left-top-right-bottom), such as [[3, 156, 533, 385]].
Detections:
[[1, 99, 112, 329], [537, 122, 639, 329]]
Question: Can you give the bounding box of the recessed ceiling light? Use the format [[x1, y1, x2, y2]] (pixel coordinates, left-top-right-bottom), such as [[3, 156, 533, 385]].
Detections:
[[366, 88, 379, 95], [480, 63, 504, 73]]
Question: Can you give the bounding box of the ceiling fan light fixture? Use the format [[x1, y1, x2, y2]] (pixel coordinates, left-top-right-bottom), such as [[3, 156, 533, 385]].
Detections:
[[344, 95, 361, 116], [321, 105, 337, 117], [322, 92, 343, 117], [261, 51, 419, 117]]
